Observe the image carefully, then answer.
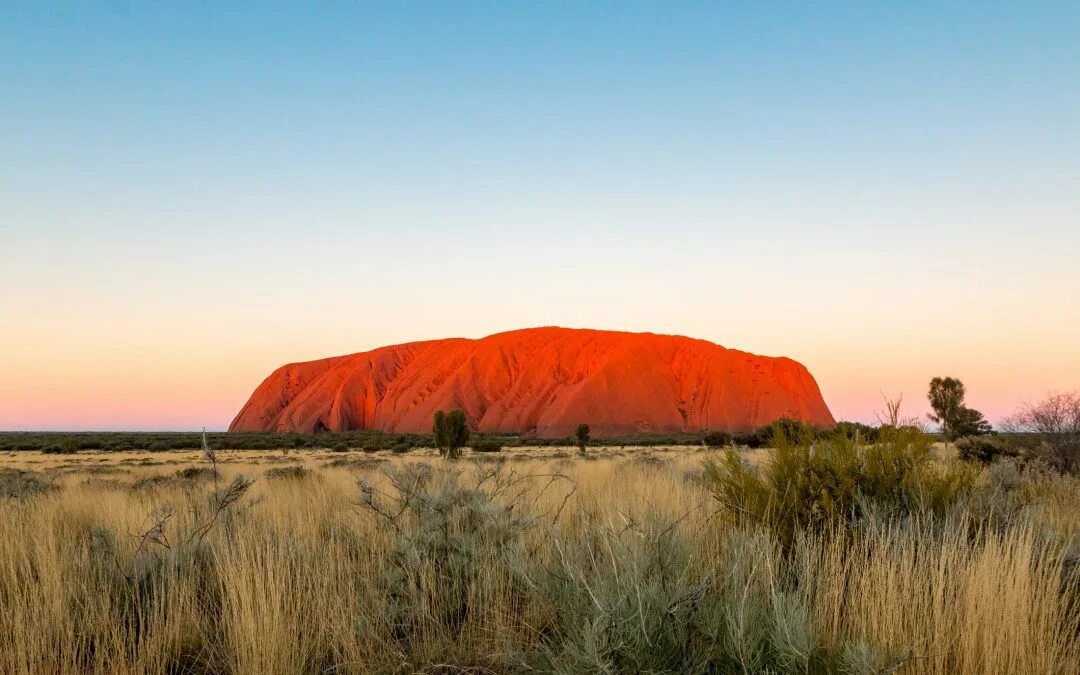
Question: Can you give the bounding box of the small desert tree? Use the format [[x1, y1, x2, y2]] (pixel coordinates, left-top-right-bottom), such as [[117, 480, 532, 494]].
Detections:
[[575, 424, 590, 454], [927, 377, 990, 439], [952, 406, 992, 437], [928, 377, 965, 438], [433, 409, 470, 459], [1003, 391, 1080, 474]]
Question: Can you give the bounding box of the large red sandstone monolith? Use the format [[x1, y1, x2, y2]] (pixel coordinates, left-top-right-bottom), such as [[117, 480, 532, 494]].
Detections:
[[229, 327, 834, 437]]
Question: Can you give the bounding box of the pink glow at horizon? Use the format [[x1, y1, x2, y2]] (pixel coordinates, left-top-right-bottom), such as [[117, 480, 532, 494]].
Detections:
[[2, 317, 1076, 431]]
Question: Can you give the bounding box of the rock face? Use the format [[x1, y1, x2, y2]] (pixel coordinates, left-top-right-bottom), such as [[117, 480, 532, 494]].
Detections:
[[229, 327, 834, 437]]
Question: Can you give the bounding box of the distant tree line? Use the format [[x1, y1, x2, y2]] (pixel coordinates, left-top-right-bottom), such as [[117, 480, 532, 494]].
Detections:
[[8, 379, 1079, 475]]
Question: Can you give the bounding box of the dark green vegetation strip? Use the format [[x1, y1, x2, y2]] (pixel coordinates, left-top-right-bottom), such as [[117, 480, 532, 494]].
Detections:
[[0, 419, 855, 453]]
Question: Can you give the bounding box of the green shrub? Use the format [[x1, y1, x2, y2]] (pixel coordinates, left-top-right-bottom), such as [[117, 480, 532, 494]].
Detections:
[[39, 439, 77, 454], [265, 466, 311, 481], [358, 465, 531, 643], [703, 431, 732, 447], [703, 426, 975, 550], [538, 520, 830, 673], [833, 421, 880, 443], [471, 440, 502, 453], [0, 469, 54, 499], [731, 432, 758, 448], [1022, 439, 1080, 476], [730, 419, 822, 449], [176, 467, 219, 482], [955, 435, 1017, 465], [390, 442, 412, 454], [839, 639, 907, 675], [129, 475, 175, 491]]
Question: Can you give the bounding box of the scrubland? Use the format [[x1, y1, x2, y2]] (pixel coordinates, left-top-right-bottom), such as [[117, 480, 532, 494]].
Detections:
[[0, 435, 1077, 674]]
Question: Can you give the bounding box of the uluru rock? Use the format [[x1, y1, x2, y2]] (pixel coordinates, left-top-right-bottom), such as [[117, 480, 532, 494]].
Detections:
[[230, 327, 835, 437]]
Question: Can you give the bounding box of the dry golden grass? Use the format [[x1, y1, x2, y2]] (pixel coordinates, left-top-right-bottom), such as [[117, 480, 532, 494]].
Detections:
[[0, 445, 1077, 674]]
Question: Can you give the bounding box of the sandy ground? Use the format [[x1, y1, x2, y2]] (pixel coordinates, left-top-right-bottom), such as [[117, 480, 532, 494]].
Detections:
[[0, 444, 776, 487]]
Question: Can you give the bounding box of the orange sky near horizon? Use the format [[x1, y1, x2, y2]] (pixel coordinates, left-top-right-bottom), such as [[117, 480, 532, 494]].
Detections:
[[2, 315, 1076, 431]]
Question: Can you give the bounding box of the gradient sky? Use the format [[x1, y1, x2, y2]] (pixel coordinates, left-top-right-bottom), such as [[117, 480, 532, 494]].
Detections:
[[2, 2, 1078, 430]]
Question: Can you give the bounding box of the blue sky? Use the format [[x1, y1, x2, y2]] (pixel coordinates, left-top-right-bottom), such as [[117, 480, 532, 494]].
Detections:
[[2, 2, 1078, 429]]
